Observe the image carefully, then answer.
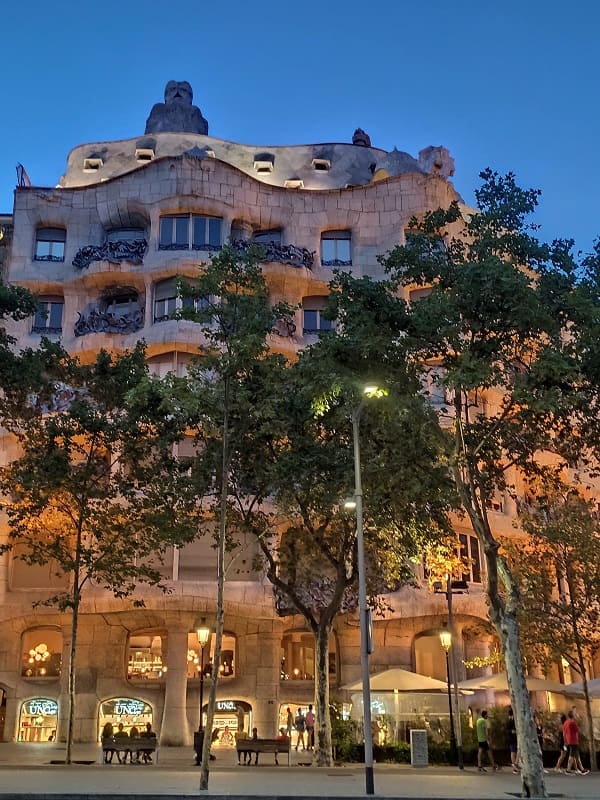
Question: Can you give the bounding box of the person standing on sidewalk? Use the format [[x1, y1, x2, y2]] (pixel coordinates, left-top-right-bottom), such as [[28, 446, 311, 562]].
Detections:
[[554, 714, 568, 772], [476, 710, 498, 772], [506, 707, 519, 773], [305, 704, 315, 750], [564, 709, 589, 775]]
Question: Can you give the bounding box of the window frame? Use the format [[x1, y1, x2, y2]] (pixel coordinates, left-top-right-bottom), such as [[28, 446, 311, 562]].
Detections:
[[153, 278, 209, 323], [158, 214, 222, 252], [34, 228, 66, 262], [320, 230, 352, 267], [32, 297, 64, 335]]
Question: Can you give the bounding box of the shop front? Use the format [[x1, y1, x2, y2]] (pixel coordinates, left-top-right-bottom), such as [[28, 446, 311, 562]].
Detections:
[[18, 697, 58, 742], [98, 697, 153, 739], [207, 700, 252, 747]]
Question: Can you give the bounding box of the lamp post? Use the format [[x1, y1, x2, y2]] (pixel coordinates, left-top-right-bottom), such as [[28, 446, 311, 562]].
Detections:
[[439, 629, 457, 766], [194, 621, 211, 766], [348, 385, 386, 796]]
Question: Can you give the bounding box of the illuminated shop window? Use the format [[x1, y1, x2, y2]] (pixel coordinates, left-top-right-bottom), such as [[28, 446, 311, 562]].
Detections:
[[280, 630, 337, 681], [127, 634, 166, 680], [186, 631, 236, 679], [98, 698, 153, 739], [18, 698, 58, 742], [21, 629, 62, 678]]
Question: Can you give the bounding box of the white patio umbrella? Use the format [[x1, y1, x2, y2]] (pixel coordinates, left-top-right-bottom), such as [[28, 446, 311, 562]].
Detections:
[[342, 667, 451, 692], [458, 671, 582, 695], [565, 678, 600, 697]]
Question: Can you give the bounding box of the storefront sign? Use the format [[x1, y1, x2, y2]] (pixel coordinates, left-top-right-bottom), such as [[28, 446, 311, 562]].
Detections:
[[25, 699, 58, 717], [216, 700, 237, 712], [102, 698, 151, 717]]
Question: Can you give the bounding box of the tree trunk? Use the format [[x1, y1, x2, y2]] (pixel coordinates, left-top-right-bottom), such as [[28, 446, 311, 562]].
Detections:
[[314, 622, 333, 766], [200, 382, 229, 791], [65, 598, 79, 765], [453, 457, 547, 797]]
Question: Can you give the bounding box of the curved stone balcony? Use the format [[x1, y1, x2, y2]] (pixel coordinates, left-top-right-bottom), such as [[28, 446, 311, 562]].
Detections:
[[231, 239, 314, 270]]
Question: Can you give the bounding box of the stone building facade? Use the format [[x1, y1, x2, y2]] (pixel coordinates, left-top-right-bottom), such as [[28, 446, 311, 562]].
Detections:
[[0, 83, 502, 747]]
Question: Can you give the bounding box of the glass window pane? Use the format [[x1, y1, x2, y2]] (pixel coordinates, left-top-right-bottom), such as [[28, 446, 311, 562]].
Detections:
[[48, 303, 63, 329], [33, 304, 49, 328], [321, 239, 336, 263], [337, 239, 351, 262], [192, 216, 206, 247], [303, 310, 318, 332], [208, 218, 221, 248], [175, 216, 189, 246], [159, 218, 173, 247], [320, 316, 334, 331]]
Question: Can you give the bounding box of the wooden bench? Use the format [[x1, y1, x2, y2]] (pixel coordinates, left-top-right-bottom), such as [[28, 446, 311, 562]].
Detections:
[[236, 737, 290, 765], [102, 736, 158, 764]]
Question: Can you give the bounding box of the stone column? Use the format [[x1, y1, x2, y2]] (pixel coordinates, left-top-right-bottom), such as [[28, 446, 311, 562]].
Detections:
[[160, 628, 190, 746], [249, 629, 280, 738]]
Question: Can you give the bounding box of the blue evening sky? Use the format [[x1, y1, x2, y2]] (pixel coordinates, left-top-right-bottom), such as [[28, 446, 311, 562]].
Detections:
[[2, 1, 598, 253]]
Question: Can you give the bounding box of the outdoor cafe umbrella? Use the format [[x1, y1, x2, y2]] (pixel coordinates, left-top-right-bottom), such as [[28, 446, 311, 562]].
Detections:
[[342, 667, 451, 692], [565, 678, 600, 697], [458, 671, 582, 695]]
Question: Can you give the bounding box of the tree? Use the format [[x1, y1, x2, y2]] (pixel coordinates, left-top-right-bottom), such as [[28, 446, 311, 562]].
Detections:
[[0, 343, 196, 763], [223, 274, 456, 767], [376, 169, 600, 797], [175, 244, 292, 789], [510, 489, 600, 769], [0, 278, 37, 384]]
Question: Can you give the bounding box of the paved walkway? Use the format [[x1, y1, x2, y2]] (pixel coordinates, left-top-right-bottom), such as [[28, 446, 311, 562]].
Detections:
[[0, 742, 598, 798]]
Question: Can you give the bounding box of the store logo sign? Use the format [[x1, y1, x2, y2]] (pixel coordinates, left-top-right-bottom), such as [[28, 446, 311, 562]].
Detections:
[[216, 701, 237, 711], [26, 699, 58, 716], [114, 700, 145, 715]]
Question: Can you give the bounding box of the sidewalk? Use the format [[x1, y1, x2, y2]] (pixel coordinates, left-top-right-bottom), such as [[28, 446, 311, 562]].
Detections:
[[0, 742, 599, 798]]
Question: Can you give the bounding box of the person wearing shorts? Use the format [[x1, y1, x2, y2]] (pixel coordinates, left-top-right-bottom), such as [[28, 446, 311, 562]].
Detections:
[[476, 710, 498, 772]]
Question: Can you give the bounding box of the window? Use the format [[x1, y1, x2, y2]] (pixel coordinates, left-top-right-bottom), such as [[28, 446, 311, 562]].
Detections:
[[253, 153, 275, 173], [159, 214, 222, 251], [311, 158, 331, 171], [153, 278, 208, 322], [34, 228, 65, 262], [408, 287, 432, 303], [281, 630, 337, 681], [187, 631, 236, 678], [83, 157, 103, 171], [302, 296, 334, 335], [21, 628, 62, 678], [135, 148, 154, 162], [321, 230, 351, 267], [127, 634, 166, 680], [459, 533, 482, 584], [32, 298, 63, 334], [284, 179, 304, 189], [252, 229, 282, 246], [107, 228, 145, 242]]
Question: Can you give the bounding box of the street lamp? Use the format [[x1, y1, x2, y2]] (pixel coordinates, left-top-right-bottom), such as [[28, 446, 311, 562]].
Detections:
[[194, 620, 211, 766], [348, 384, 386, 796]]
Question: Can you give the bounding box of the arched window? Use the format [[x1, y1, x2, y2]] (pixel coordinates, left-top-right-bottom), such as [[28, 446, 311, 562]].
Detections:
[[19, 698, 59, 742], [21, 629, 62, 678], [280, 630, 337, 681]]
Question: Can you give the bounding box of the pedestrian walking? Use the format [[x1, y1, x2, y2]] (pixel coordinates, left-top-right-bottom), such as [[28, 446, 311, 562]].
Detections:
[[554, 714, 568, 772], [564, 709, 589, 775], [476, 710, 498, 772], [506, 707, 519, 773]]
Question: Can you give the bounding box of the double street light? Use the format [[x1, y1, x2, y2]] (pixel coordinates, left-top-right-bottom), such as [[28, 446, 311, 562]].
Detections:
[[346, 384, 387, 797]]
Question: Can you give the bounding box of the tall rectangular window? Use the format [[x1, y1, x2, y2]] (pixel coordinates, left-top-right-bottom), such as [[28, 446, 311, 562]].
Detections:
[[159, 215, 222, 251], [321, 230, 351, 267], [34, 228, 66, 262], [32, 298, 63, 334]]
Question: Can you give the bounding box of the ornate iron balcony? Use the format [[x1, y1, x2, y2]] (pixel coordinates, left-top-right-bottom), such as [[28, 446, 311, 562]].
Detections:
[[72, 239, 147, 271]]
